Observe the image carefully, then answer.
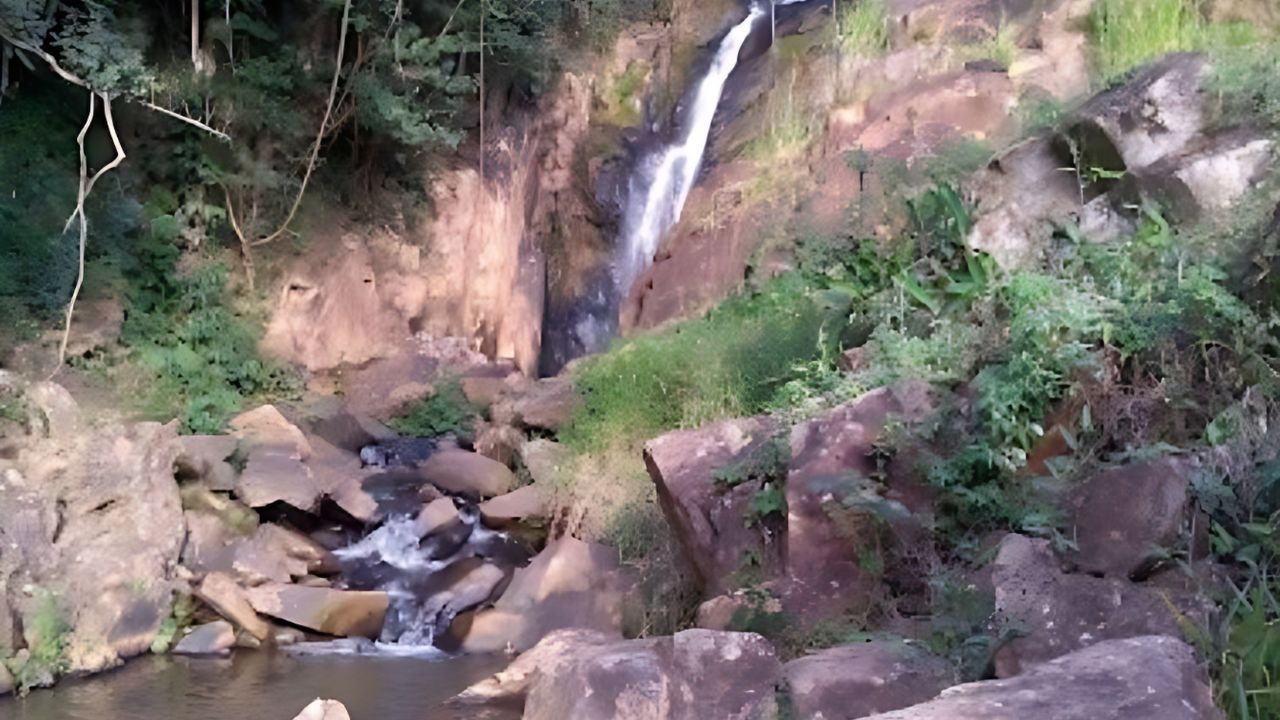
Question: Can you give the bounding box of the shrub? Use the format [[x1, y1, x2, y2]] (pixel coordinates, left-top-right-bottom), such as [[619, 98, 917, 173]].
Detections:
[[388, 378, 478, 440]]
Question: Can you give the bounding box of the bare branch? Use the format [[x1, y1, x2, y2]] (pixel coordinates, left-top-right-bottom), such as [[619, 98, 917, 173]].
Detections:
[[52, 92, 127, 377], [139, 100, 231, 141], [222, 184, 256, 291]]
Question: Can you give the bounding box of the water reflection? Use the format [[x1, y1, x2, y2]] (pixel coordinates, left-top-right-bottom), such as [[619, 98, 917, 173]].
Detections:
[[2, 650, 512, 720]]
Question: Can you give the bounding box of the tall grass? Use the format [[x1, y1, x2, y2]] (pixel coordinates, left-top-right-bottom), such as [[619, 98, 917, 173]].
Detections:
[[1089, 0, 1204, 78], [559, 276, 835, 453], [839, 0, 891, 57]]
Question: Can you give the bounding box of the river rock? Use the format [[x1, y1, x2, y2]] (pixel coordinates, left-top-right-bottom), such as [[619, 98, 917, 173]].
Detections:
[[418, 496, 462, 537], [310, 412, 397, 454], [173, 620, 236, 656], [478, 484, 546, 527], [235, 446, 319, 511], [492, 375, 580, 432], [182, 509, 241, 575], [522, 630, 781, 720], [0, 421, 187, 675], [863, 636, 1220, 720], [246, 584, 389, 638], [229, 404, 312, 459], [292, 699, 352, 720], [461, 361, 521, 408], [453, 629, 615, 707], [419, 449, 518, 497], [782, 641, 953, 719], [175, 434, 239, 491], [233, 524, 341, 585], [644, 415, 782, 594], [1063, 457, 1193, 578], [196, 572, 272, 641], [456, 537, 625, 653], [991, 534, 1207, 677], [784, 382, 933, 622]]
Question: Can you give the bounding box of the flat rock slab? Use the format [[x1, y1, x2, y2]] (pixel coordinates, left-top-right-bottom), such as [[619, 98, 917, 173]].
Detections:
[[478, 484, 546, 527], [196, 572, 272, 641], [863, 636, 1221, 720], [246, 584, 389, 639], [235, 448, 319, 510]]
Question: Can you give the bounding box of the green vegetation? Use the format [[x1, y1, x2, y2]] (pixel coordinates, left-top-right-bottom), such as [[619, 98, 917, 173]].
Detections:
[[4, 590, 69, 696], [838, 0, 891, 57], [599, 61, 651, 127], [1087, 0, 1261, 80], [561, 275, 838, 454], [388, 378, 479, 440]]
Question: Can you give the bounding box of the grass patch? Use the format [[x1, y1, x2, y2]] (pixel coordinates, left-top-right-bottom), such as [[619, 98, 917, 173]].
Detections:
[[388, 377, 478, 440], [560, 276, 836, 454], [838, 0, 891, 57], [1089, 0, 1206, 78]]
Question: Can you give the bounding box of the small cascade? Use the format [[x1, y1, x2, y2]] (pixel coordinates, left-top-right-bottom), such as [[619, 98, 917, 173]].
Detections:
[[613, 3, 767, 299]]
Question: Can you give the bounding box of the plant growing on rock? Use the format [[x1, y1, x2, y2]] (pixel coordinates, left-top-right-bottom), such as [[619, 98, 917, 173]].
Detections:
[[4, 590, 70, 696], [389, 378, 479, 440]]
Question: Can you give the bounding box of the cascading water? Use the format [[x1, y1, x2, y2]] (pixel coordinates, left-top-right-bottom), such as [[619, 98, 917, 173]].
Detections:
[[612, 3, 767, 298]]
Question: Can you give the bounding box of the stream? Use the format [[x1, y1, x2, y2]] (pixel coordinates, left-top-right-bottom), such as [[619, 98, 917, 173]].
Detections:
[[0, 650, 512, 720]]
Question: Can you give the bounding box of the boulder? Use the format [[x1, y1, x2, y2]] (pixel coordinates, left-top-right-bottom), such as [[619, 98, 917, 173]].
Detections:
[[292, 699, 352, 720], [0, 421, 187, 675], [478, 485, 546, 527], [461, 361, 521, 408], [862, 636, 1220, 720], [456, 537, 625, 653], [181, 510, 240, 575], [453, 629, 615, 707], [175, 435, 239, 491], [246, 584, 389, 638], [492, 376, 581, 432], [383, 558, 508, 644], [418, 496, 462, 537], [522, 630, 781, 720], [233, 524, 341, 585], [0, 661, 13, 695], [309, 412, 397, 454], [1064, 457, 1193, 578], [419, 449, 518, 498], [991, 534, 1207, 677], [195, 572, 272, 641], [473, 420, 525, 466], [784, 382, 933, 622], [229, 405, 312, 459], [235, 447, 319, 510], [23, 381, 81, 440], [643, 415, 782, 594], [782, 641, 953, 719], [173, 620, 236, 656]]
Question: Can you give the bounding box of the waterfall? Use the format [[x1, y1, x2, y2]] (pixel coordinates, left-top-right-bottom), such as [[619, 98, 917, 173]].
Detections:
[[612, 3, 766, 297]]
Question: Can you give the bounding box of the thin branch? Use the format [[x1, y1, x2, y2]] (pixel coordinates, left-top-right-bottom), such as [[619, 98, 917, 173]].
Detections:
[[53, 92, 127, 377], [222, 184, 256, 291], [249, 0, 352, 248], [0, 30, 229, 142]]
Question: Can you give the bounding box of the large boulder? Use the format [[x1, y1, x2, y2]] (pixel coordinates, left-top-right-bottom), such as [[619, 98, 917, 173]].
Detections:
[[782, 641, 954, 719], [479, 485, 547, 528], [522, 629, 781, 720], [174, 435, 239, 491], [1, 420, 186, 676], [455, 537, 625, 653], [453, 629, 615, 707], [195, 572, 272, 641], [230, 406, 320, 510], [643, 416, 782, 594], [784, 382, 934, 621], [1063, 457, 1193, 578], [246, 584, 389, 639], [418, 449, 518, 498], [862, 636, 1221, 720], [492, 376, 581, 432], [229, 405, 312, 458], [991, 534, 1208, 677], [232, 524, 341, 585]]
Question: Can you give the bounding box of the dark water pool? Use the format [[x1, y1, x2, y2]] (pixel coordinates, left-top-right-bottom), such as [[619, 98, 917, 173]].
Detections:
[[0, 650, 513, 720]]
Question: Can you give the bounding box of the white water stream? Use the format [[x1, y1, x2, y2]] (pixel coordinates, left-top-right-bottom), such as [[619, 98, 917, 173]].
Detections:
[[612, 3, 766, 296]]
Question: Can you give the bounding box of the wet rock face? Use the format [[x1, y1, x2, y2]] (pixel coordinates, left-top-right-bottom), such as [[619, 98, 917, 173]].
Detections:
[[245, 584, 389, 639], [0, 412, 186, 678], [172, 621, 236, 656], [783, 641, 954, 719], [522, 629, 781, 720], [643, 415, 782, 594], [863, 636, 1221, 720], [990, 534, 1209, 677]]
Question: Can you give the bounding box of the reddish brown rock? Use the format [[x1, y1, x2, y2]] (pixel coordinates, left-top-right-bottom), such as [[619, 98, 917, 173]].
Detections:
[[479, 485, 546, 528], [173, 621, 236, 656], [991, 534, 1208, 677], [784, 382, 934, 621], [196, 572, 272, 641], [457, 537, 625, 653], [522, 630, 781, 720], [454, 629, 615, 707], [229, 405, 312, 459], [782, 641, 953, 719], [492, 375, 581, 432], [235, 447, 319, 510], [1064, 457, 1193, 578], [863, 636, 1220, 720], [419, 449, 518, 498], [175, 435, 239, 491], [644, 416, 782, 594], [246, 584, 389, 639], [417, 496, 462, 537]]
